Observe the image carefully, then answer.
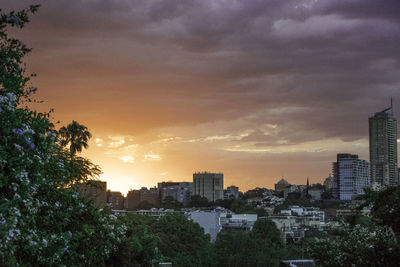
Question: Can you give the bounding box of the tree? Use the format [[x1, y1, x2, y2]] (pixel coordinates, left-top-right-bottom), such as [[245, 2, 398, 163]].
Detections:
[[188, 195, 210, 207], [251, 218, 282, 245], [58, 121, 99, 184], [214, 223, 286, 267], [160, 196, 183, 210], [59, 120, 92, 157], [369, 186, 400, 236], [308, 223, 400, 266], [151, 213, 213, 266], [308, 187, 400, 266], [137, 201, 157, 210], [230, 198, 256, 214], [107, 215, 158, 266]]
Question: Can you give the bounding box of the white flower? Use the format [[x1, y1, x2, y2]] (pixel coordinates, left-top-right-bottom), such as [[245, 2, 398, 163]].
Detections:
[[8, 230, 14, 238], [6, 93, 16, 102], [33, 155, 43, 164], [14, 144, 23, 151]]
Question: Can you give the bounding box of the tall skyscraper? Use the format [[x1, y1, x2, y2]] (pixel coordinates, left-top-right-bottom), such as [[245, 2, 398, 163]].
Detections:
[[369, 101, 398, 187], [193, 172, 223, 202], [333, 154, 370, 200]]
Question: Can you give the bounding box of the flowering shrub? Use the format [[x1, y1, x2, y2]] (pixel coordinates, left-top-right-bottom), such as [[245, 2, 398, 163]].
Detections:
[[0, 6, 125, 266], [308, 223, 400, 266]]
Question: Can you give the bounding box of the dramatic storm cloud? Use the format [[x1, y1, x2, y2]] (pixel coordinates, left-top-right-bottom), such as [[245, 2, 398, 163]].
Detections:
[[2, 0, 399, 193]]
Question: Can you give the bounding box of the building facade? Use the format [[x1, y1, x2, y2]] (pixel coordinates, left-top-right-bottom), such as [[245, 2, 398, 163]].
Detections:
[[369, 104, 398, 187], [333, 154, 370, 200], [107, 191, 125, 210], [323, 175, 333, 189], [74, 180, 107, 208], [275, 178, 289, 192], [193, 172, 223, 202], [126, 187, 160, 210], [158, 181, 192, 205], [223, 185, 239, 199]]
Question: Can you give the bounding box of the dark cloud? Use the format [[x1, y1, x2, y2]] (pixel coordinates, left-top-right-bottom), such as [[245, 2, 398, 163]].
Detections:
[[2, 0, 400, 141]]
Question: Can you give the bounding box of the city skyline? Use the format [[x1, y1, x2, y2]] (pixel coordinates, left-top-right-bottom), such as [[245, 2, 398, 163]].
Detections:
[[2, 0, 400, 194]]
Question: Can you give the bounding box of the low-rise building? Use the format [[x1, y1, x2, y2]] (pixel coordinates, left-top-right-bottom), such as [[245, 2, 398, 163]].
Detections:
[[275, 178, 289, 192], [107, 191, 125, 210], [283, 185, 298, 198], [158, 181, 192, 205], [220, 214, 257, 231], [308, 189, 322, 200], [269, 206, 326, 243], [74, 180, 107, 208], [224, 185, 240, 199], [126, 187, 160, 210]]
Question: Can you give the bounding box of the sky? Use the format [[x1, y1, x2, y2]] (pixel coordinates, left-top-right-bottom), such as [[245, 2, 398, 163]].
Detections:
[[2, 0, 400, 195]]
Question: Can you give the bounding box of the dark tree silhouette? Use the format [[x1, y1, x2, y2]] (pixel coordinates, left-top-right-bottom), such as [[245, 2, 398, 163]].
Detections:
[[59, 120, 92, 157]]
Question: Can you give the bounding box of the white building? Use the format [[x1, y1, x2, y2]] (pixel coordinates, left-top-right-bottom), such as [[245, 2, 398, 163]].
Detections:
[[188, 211, 222, 241], [333, 154, 370, 200], [220, 214, 257, 231], [280, 206, 325, 222], [193, 172, 224, 202]]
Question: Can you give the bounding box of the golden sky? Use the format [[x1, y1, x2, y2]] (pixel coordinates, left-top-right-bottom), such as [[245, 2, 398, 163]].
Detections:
[[4, 0, 400, 195]]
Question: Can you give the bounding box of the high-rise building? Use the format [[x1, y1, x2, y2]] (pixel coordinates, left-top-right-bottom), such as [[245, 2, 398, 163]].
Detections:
[[369, 102, 398, 187], [333, 154, 370, 200], [193, 172, 223, 202]]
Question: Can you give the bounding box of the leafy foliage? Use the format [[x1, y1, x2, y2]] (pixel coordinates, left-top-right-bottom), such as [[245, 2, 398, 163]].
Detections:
[[152, 213, 213, 266], [308, 223, 400, 266], [369, 186, 400, 236], [107, 215, 158, 266], [188, 194, 210, 207], [309, 186, 400, 266], [59, 120, 92, 156], [214, 219, 286, 267], [160, 196, 183, 210]]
